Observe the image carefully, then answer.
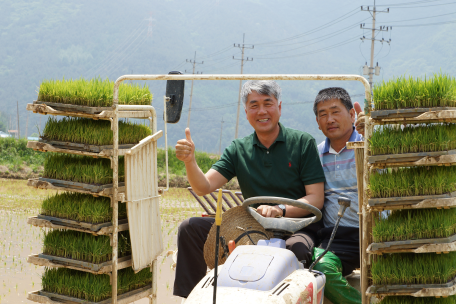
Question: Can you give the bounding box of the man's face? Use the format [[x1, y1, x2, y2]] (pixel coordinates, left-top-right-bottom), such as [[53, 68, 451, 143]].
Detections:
[[316, 98, 355, 141], [245, 91, 281, 135]]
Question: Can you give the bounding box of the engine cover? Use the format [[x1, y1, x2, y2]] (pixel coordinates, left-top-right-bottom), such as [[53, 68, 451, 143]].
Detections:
[[217, 245, 302, 291]]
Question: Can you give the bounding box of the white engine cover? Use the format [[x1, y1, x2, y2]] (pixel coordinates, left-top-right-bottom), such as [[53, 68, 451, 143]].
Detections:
[[186, 266, 325, 304]]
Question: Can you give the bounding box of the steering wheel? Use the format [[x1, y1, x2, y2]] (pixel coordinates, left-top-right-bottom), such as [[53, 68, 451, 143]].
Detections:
[[242, 197, 322, 236]]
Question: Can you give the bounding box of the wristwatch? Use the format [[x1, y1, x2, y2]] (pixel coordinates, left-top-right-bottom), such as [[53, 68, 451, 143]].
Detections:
[[277, 204, 286, 217]]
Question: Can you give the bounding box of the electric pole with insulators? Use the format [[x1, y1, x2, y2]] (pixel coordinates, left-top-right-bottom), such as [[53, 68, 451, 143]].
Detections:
[[360, 2, 391, 90], [219, 117, 224, 155], [185, 51, 204, 128], [233, 33, 253, 139]]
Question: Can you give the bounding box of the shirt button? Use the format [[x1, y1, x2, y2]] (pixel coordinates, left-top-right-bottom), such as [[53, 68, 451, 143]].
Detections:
[[267, 151, 269, 154], [337, 165, 340, 168]]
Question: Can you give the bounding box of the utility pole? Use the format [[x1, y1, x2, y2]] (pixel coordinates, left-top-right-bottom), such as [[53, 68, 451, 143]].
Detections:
[[218, 117, 224, 155], [17, 101, 20, 139], [360, 1, 391, 89], [185, 51, 203, 128], [233, 34, 254, 139], [26, 112, 29, 139]]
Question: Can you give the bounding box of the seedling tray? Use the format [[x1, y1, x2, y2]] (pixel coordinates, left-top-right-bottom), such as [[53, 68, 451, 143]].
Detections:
[[27, 103, 153, 120], [27, 140, 135, 157], [27, 214, 128, 235], [28, 284, 152, 304], [368, 234, 456, 254], [366, 276, 456, 297], [27, 254, 132, 274], [369, 149, 456, 168], [34, 100, 111, 114], [371, 107, 456, 120], [368, 191, 456, 211]]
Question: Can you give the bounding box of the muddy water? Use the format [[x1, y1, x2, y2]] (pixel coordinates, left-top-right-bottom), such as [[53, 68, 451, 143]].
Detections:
[[0, 210, 182, 304]]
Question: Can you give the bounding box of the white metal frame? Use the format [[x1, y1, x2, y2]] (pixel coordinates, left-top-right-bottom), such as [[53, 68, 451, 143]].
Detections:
[[111, 74, 371, 304]]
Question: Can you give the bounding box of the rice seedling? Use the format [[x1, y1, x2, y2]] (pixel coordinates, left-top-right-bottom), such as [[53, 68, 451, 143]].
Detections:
[[37, 77, 152, 107], [369, 166, 456, 198], [43, 153, 124, 185], [373, 73, 456, 110], [371, 252, 456, 285], [370, 124, 456, 155], [372, 208, 456, 242], [381, 296, 456, 304], [42, 117, 151, 146], [43, 230, 131, 264], [41, 192, 127, 224], [42, 267, 151, 302]]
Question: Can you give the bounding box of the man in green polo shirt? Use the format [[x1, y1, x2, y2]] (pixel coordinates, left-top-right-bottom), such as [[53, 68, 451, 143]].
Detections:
[[173, 80, 326, 300]]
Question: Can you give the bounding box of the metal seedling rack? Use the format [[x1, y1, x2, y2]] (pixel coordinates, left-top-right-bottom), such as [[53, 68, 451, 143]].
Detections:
[[358, 89, 456, 303], [26, 76, 169, 304]]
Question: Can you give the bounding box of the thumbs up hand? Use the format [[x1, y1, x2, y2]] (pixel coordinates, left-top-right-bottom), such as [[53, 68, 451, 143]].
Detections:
[[354, 102, 365, 136], [176, 128, 196, 164]]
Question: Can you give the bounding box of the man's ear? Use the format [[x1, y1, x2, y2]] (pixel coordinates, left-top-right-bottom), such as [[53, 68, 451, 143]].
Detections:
[[349, 108, 356, 123], [316, 116, 321, 130]]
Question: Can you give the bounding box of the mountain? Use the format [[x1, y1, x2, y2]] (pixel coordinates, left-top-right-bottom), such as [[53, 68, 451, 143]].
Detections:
[[1, 0, 455, 151]]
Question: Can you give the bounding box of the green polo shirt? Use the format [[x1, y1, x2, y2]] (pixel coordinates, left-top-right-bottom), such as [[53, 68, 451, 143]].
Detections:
[[211, 122, 325, 204]]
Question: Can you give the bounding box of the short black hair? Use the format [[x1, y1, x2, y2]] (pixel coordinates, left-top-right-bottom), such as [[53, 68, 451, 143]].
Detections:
[[313, 87, 353, 116]]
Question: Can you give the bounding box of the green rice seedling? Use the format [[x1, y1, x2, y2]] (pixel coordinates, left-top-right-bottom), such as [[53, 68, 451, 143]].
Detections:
[[43, 230, 131, 264], [42, 267, 151, 302], [370, 124, 456, 155], [42, 117, 151, 146], [41, 192, 127, 224], [373, 73, 456, 110], [372, 208, 456, 242], [381, 296, 456, 304], [37, 77, 152, 107], [369, 166, 456, 198], [371, 252, 456, 285], [43, 153, 124, 185]]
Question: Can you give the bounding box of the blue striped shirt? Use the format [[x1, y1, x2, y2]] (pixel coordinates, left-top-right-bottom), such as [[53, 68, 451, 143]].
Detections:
[[317, 128, 363, 228]]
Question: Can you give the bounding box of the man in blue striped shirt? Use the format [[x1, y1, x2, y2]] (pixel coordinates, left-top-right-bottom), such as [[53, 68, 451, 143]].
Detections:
[[312, 87, 363, 304]]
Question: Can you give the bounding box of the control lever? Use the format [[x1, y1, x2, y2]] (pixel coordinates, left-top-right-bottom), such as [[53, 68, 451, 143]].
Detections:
[[308, 197, 351, 272]]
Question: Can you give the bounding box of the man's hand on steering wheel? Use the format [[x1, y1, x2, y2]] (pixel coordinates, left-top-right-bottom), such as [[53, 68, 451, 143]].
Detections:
[[256, 205, 283, 218]]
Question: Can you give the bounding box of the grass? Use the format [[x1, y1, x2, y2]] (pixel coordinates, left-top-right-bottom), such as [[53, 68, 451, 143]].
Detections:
[[37, 77, 152, 107], [43, 230, 131, 264], [42, 117, 152, 146], [381, 296, 456, 304], [369, 166, 456, 198], [42, 267, 151, 302], [41, 192, 127, 224], [43, 153, 124, 185], [157, 147, 219, 176], [371, 252, 456, 285], [373, 73, 456, 110], [370, 124, 456, 155], [0, 137, 45, 173], [372, 208, 456, 242]]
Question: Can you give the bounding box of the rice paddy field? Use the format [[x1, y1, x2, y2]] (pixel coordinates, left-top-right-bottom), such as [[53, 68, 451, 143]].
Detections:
[[371, 252, 456, 285], [369, 124, 456, 155], [42, 117, 152, 146], [37, 77, 152, 107], [369, 166, 456, 198], [373, 73, 456, 110], [0, 178, 201, 304], [372, 208, 456, 243]]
